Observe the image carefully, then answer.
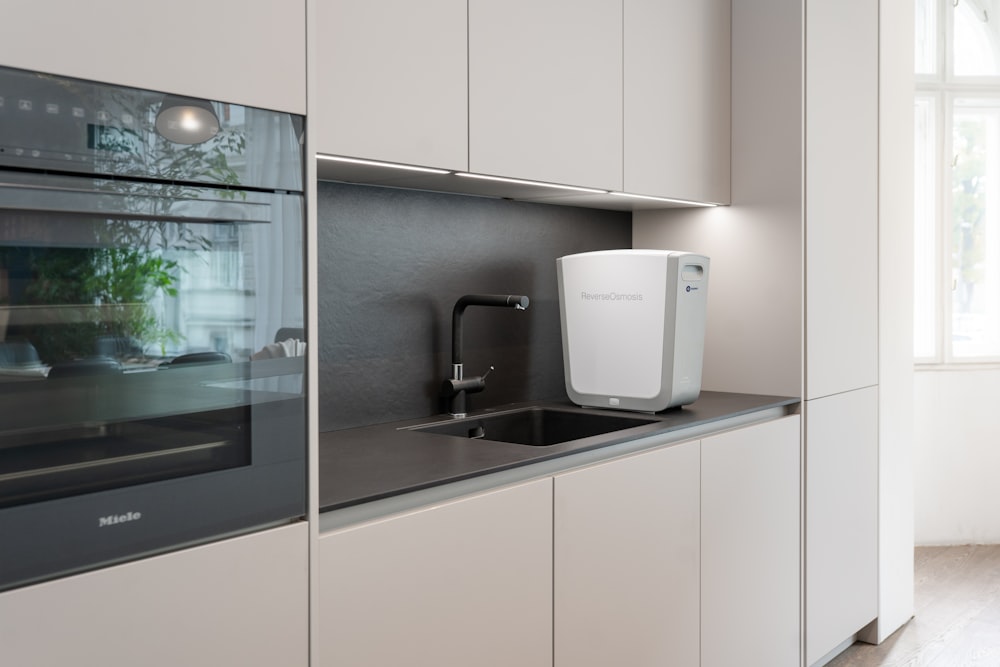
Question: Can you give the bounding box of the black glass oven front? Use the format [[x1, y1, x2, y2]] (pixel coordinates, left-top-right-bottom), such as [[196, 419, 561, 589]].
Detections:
[[0, 66, 306, 592]]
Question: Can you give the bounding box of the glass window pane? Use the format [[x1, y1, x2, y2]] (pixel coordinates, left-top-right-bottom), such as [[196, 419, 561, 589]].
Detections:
[[916, 0, 937, 75], [953, 1, 1000, 76], [915, 96, 937, 358], [951, 100, 1000, 357]]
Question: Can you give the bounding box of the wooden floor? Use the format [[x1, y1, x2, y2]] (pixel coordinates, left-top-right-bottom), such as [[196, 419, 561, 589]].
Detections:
[[827, 545, 1000, 667]]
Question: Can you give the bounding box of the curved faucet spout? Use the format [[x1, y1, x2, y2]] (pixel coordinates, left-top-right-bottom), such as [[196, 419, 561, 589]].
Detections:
[[452, 294, 529, 366]]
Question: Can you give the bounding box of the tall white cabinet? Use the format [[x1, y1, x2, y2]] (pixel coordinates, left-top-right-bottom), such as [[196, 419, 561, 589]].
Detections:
[[803, 0, 879, 401], [801, 2, 881, 662], [0, 0, 305, 113], [633, 0, 910, 664]]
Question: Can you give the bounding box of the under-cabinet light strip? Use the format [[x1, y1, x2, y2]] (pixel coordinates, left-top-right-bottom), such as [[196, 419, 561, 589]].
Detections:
[[608, 191, 720, 207], [316, 154, 452, 175], [453, 172, 609, 194], [318, 154, 722, 206]]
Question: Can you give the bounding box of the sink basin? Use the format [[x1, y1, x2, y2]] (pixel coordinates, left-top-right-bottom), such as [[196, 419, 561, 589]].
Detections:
[[406, 407, 657, 446]]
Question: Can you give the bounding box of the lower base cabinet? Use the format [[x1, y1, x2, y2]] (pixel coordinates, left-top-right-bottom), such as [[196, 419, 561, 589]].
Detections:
[[317, 478, 553, 667], [702, 415, 801, 667], [805, 388, 878, 664], [0, 522, 309, 667], [316, 415, 803, 667], [553, 440, 701, 667]]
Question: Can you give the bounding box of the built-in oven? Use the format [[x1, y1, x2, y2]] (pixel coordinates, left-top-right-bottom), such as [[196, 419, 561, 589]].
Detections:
[[0, 66, 306, 592]]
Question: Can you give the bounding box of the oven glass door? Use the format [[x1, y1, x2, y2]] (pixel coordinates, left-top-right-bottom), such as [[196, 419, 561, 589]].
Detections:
[[0, 185, 306, 590]]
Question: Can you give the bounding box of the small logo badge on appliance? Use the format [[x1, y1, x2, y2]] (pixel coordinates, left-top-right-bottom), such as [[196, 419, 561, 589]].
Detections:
[[98, 511, 142, 528]]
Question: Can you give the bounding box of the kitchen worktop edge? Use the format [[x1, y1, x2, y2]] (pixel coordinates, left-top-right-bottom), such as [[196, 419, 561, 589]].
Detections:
[[317, 391, 799, 529]]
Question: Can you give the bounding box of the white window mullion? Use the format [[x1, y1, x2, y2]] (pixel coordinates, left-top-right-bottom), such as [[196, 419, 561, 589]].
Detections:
[[942, 90, 956, 364], [914, 93, 940, 362]]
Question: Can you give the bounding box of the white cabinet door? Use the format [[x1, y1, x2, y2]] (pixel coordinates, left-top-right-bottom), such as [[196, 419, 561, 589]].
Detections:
[[0, 523, 309, 667], [469, 0, 623, 191], [317, 478, 552, 667], [0, 0, 305, 113], [624, 0, 731, 204], [312, 0, 468, 170], [805, 388, 878, 665], [702, 416, 801, 667], [553, 440, 700, 667], [804, 0, 878, 400]]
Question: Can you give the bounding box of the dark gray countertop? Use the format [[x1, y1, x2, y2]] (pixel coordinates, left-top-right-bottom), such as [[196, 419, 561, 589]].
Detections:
[[318, 391, 799, 512]]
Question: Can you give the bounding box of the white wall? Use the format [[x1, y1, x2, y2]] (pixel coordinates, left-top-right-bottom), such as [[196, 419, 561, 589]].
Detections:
[[915, 369, 1000, 545]]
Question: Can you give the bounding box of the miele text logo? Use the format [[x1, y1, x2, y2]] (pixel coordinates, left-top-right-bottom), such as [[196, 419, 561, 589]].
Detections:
[[580, 291, 643, 303], [98, 511, 142, 528]]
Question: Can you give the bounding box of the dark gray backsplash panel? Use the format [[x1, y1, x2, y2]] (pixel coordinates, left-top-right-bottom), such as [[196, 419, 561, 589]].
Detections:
[[317, 181, 631, 431]]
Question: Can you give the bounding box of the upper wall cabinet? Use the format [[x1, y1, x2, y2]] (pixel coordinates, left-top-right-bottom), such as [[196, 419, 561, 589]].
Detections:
[[469, 0, 624, 192], [0, 0, 306, 114], [310, 0, 730, 206], [624, 0, 731, 204], [312, 0, 468, 171]]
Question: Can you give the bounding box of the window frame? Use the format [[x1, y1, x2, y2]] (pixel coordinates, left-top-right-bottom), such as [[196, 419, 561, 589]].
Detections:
[[915, 0, 1000, 367]]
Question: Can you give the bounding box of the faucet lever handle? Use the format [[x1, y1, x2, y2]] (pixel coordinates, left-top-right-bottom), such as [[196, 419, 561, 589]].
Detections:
[[481, 365, 495, 381]]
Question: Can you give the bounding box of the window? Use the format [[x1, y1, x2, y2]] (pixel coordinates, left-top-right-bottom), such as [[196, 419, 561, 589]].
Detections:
[[915, 0, 1000, 364]]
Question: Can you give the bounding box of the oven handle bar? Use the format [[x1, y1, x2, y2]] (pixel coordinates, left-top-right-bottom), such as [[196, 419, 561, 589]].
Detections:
[[0, 440, 230, 485], [0, 172, 278, 223]]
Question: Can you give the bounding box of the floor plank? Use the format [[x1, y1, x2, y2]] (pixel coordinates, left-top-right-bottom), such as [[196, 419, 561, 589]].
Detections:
[[825, 545, 1000, 667]]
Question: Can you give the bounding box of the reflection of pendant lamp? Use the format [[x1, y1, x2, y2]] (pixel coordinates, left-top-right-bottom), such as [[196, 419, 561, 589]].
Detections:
[[155, 95, 220, 144]]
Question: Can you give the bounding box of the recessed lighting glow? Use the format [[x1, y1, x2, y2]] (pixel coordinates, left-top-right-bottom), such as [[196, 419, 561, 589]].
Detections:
[[608, 191, 720, 207], [316, 154, 451, 175], [455, 172, 609, 195]]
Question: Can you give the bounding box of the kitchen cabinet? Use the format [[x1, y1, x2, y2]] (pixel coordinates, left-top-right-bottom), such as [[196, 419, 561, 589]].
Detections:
[[632, 0, 893, 661], [0, 0, 305, 113], [468, 0, 624, 191], [553, 440, 700, 667], [309, 0, 730, 204], [803, 0, 878, 401], [805, 387, 878, 665], [311, 0, 468, 170], [701, 416, 801, 667], [802, 0, 880, 661], [0, 523, 309, 667], [624, 0, 731, 204], [317, 478, 552, 667]]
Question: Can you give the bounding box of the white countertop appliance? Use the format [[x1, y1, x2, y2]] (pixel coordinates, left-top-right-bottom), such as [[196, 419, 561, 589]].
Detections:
[[557, 249, 710, 412]]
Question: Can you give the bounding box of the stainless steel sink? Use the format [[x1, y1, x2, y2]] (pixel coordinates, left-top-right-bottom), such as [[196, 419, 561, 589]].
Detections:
[[406, 407, 657, 446]]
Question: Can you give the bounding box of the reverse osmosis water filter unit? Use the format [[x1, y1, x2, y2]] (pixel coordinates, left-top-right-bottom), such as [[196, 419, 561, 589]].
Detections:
[[557, 249, 710, 412]]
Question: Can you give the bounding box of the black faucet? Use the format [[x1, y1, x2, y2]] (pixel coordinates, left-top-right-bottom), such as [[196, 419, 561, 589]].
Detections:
[[441, 294, 530, 417]]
